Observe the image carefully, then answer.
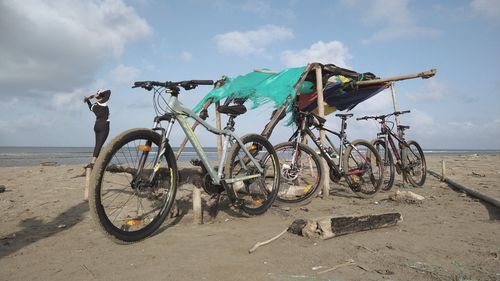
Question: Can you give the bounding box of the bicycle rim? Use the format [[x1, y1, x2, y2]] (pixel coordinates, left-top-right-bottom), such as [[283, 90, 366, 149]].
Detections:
[[274, 142, 322, 205], [404, 141, 426, 187], [342, 140, 383, 198], [90, 129, 177, 243]]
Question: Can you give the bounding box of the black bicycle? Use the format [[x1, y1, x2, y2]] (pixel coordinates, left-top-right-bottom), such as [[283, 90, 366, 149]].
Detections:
[[274, 110, 383, 205], [357, 110, 426, 190]]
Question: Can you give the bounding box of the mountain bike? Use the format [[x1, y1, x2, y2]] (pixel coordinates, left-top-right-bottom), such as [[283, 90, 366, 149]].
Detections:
[[89, 80, 280, 243], [357, 110, 426, 190], [274, 111, 383, 205]]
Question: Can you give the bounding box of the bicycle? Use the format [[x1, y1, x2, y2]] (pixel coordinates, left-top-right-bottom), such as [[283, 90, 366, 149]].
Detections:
[[89, 79, 280, 243], [357, 110, 426, 190], [274, 110, 383, 205]]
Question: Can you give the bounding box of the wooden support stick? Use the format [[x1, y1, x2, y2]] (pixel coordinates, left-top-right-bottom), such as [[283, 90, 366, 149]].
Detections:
[[215, 101, 223, 160], [84, 167, 91, 201], [315, 65, 330, 200], [248, 228, 288, 253], [192, 185, 203, 224], [441, 160, 446, 181]]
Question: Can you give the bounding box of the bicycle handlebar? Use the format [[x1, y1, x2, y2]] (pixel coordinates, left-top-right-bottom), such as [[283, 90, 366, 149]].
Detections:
[[132, 80, 214, 91], [357, 110, 411, 121]]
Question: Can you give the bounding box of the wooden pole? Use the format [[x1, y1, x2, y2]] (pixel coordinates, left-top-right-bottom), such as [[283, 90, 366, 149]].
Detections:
[[441, 160, 446, 181], [84, 167, 91, 201], [390, 83, 400, 126], [192, 185, 203, 224], [428, 170, 500, 208], [215, 101, 223, 160], [315, 64, 330, 200], [352, 69, 436, 87]]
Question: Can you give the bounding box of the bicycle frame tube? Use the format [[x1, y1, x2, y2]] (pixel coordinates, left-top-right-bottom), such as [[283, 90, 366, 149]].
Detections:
[[162, 95, 264, 184], [302, 126, 343, 176]]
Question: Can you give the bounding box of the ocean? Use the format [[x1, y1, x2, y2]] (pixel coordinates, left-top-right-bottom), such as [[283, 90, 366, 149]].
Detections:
[[0, 146, 498, 167], [0, 146, 220, 167]]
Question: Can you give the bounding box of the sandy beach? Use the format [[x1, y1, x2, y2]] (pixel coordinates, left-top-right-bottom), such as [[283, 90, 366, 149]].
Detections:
[[0, 154, 499, 281]]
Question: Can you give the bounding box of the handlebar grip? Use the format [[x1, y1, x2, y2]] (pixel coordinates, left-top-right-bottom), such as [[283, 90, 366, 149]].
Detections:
[[190, 80, 214, 85], [356, 117, 365, 121], [401, 110, 411, 114]]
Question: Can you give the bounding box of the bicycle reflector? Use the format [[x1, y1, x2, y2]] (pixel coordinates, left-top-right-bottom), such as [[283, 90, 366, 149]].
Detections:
[[137, 145, 152, 152]]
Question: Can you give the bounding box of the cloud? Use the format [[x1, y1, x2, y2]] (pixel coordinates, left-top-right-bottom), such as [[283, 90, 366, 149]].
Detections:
[[407, 79, 478, 103], [341, 0, 441, 43], [471, 0, 500, 25], [214, 25, 294, 57], [408, 80, 453, 102], [0, 0, 151, 99], [179, 51, 193, 62], [281, 41, 352, 67], [109, 64, 141, 86]]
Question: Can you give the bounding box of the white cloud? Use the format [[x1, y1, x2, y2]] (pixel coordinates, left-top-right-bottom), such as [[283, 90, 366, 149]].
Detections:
[[281, 41, 352, 67], [471, 0, 500, 24], [0, 0, 151, 98], [214, 25, 293, 57], [342, 0, 441, 43], [109, 64, 141, 86], [179, 51, 193, 62], [408, 79, 453, 102]]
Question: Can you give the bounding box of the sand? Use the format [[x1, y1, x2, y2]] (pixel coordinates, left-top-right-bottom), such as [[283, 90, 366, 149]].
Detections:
[[0, 154, 499, 281]]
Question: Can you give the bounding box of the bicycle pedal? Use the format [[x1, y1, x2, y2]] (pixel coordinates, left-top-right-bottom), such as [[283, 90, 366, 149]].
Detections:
[[190, 159, 202, 167], [231, 198, 245, 209]]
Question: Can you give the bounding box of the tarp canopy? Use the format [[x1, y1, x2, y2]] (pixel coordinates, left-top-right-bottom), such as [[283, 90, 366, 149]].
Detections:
[[193, 66, 306, 112], [193, 64, 388, 116]]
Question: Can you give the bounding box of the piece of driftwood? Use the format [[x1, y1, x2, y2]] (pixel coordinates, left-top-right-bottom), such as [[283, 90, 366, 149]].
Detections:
[[84, 167, 91, 201], [390, 190, 425, 204], [428, 169, 500, 208], [290, 213, 402, 240], [248, 228, 288, 254]]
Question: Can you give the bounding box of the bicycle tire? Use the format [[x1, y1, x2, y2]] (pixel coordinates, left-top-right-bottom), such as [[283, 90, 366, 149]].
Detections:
[[342, 139, 383, 198], [273, 141, 323, 206], [89, 128, 178, 243], [402, 140, 426, 187], [224, 134, 280, 215], [372, 139, 395, 191]]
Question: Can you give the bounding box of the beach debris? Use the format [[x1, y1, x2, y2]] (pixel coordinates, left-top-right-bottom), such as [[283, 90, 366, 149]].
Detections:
[[375, 269, 394, 275], [57, 224, 67, 229], [40, 161, 58, 166], [0, 185, 6, 193], [317, 259, 355, 274], [248, 228, 288, 254], [288, 213, 403, 240], [471, 171, 486, 177], [299, 207, 309, 212], [390, 190, 424, 204]]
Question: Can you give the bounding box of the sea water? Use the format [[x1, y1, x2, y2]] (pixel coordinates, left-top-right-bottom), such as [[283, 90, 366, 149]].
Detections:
[[0, 146, 220, 167]]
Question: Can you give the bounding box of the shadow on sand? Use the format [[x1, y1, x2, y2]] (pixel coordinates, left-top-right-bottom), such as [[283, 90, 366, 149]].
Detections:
[[0, 202, 89, 259]]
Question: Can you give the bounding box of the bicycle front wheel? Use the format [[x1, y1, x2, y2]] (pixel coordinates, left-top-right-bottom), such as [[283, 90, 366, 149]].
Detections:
[[342, 139, 383, 198], [372, 139, 395, 191], [402, 140, 426, 187], [224, 134, 280, 215], [89, 128, 177, 243], [274, 141, 323, 206]]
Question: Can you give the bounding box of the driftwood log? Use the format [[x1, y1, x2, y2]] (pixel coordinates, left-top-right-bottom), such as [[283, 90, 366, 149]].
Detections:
[[289, 213, 402, 240]]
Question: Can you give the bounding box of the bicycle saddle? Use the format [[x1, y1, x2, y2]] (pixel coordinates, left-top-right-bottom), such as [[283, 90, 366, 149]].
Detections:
[[218, 104, 247, 116], [335, 113, 354, 119], [398, 125, 410, 130], [310, 113, 326, 125]]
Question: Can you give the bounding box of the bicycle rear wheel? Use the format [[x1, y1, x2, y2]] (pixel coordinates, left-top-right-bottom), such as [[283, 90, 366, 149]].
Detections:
[[89, 128, 177, 243], [224, 134, 280, 215], [372, 139, 395, 191], [402, 140, 426, 187], [342, 139, 383, 198], [274, 141, 323, 206]]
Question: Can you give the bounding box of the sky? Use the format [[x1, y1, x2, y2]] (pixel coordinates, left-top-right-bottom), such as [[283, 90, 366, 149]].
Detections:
[[0, 0, 499, 149]]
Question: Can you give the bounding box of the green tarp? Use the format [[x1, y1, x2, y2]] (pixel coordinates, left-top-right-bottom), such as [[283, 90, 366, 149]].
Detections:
[[193, 66, 306, 112]]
